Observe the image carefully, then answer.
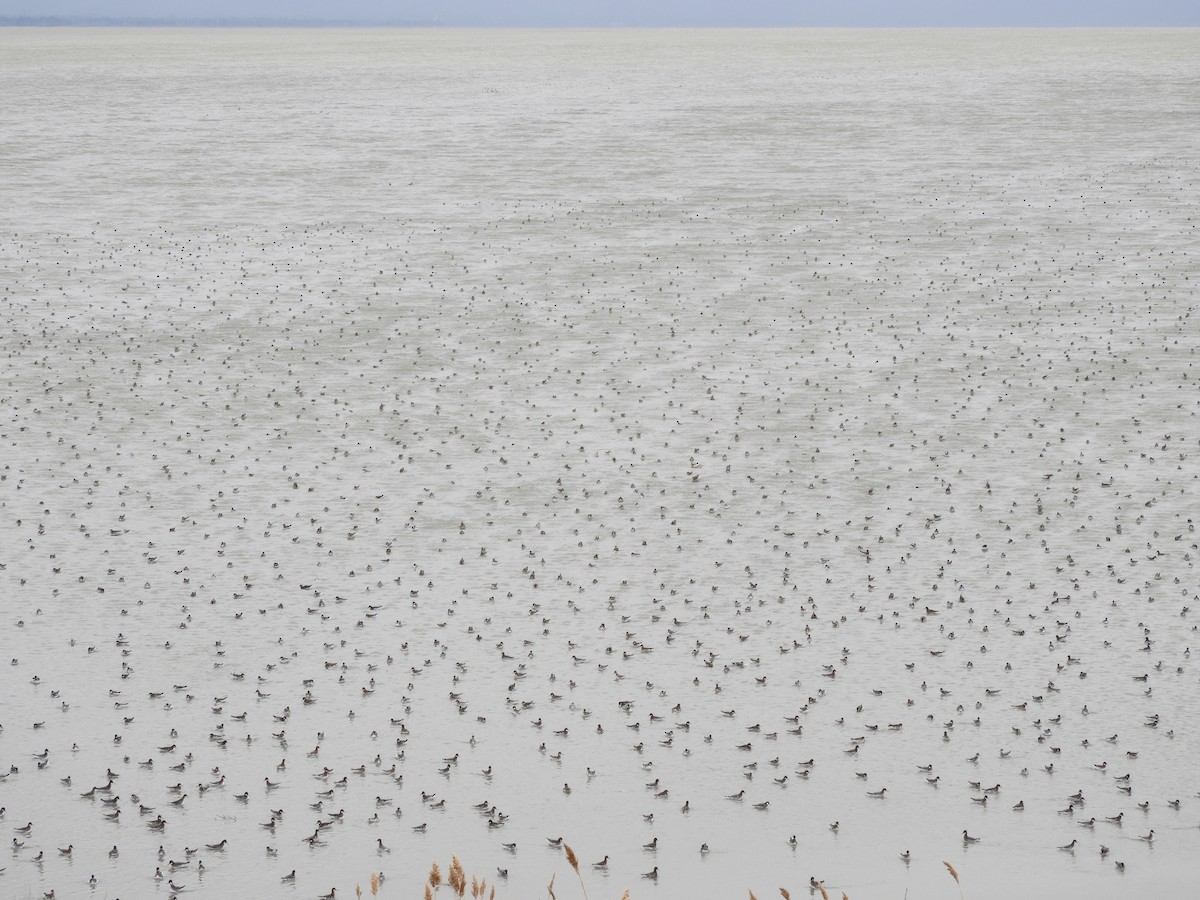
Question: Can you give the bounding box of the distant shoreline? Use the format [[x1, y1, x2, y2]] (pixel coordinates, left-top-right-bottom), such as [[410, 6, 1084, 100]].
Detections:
[[0, 16, 442, 27], [2, 17, 1197, 28]]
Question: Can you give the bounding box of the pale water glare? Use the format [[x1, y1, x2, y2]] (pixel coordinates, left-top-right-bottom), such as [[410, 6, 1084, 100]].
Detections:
[[1, 27, 1198, 900]]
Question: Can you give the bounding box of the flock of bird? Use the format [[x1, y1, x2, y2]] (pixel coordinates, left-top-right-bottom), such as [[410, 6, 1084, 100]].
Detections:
[[2, 36, 1199, 896]]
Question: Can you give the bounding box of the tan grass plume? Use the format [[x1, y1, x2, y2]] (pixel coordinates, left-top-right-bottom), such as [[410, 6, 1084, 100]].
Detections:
[[430, 862, 442, 892], [562, 842, 589, 900], [450, 855, 467, 898], [944, 860, 965, 900]]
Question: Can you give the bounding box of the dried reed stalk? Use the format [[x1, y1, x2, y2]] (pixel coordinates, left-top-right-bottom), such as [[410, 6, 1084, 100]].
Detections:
[[944, 861, 964, 900], [450, 855, 467, 898], [562, 843, 590, 900]]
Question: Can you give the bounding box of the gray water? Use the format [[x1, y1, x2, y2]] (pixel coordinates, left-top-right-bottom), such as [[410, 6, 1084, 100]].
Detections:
[[1, 27, 1198, 900]]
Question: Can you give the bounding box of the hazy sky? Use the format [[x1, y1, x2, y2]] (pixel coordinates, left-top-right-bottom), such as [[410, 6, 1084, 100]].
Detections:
[[4, 0, 1199, 26]]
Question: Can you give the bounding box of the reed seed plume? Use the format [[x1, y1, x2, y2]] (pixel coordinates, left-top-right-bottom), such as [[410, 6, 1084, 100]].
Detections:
[[562, 842, 589, 900], [780, 889, 791, 900], [430, 862, 443, 892], [944, 861, 965, 900], [817, 882, 830, 900], [750, 891, 758, 900], [450, 854, 467, 898], [371, 872, 380, 897]]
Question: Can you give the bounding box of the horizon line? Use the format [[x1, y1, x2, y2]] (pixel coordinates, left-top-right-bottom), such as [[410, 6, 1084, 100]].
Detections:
[[3, 16, 1199, 29]]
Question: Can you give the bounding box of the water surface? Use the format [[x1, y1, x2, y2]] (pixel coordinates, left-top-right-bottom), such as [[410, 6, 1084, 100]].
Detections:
[[1, 27, 1198, 900]]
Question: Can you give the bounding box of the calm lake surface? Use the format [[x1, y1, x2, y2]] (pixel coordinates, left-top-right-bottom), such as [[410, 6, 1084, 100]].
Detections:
[[1, 27, 1198, 900]]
